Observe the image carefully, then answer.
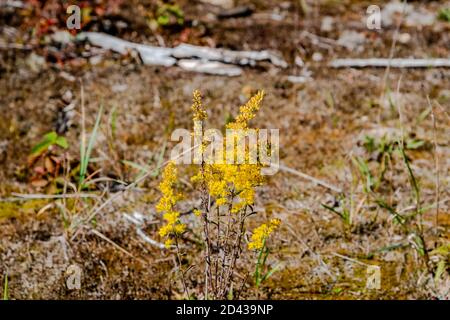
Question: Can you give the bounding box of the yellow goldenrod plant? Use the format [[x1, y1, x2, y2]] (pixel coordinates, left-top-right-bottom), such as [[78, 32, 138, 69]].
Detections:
[[156, 90, 280, 299]]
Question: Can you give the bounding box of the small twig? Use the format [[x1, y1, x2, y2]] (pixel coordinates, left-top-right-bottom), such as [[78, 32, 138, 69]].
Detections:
[[174, 235, 191, 299], [278, 163, 342, 193], [331, 252, 372, 268], [135, 228, 166, 250], [427, 96, 440, 229], [330, 58, 450, 69], [0, 42, 32, 50], [1, 1, 27, 9], [90, 229, 134, 258], [6, 193, 99, 200]]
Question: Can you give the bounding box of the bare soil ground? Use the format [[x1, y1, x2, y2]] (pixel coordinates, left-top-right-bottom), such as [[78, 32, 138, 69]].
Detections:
[[0, 0, 449, 299]]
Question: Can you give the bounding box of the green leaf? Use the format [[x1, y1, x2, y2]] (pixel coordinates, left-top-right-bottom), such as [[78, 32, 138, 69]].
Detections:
[[375, 199, 406, 225], [80, 105, 103, 186], [406, 139, 425, 150], [3, 274, 8, 300], [322, 203, 345, 220], [332, 287, 343, 294], [55, 136, 69, 149], [157, 15, 169, 26], [411, 234, 425, 256], [438, 8, 450, 22], [363, 135, 376, 153], [31, 131, 66, 155], [434, 260, 447, 284], [399, 146, 420, 209], [352, 156, 374, 193], [430, 244, 450, 256], [227, 284, 234, 300]]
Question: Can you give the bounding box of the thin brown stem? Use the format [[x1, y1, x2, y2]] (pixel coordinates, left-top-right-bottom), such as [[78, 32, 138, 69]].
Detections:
[[174, 235, 191, 299], [427, 96, 440, 230]]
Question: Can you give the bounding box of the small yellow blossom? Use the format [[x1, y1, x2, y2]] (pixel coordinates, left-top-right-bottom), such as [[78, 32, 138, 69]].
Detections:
[[173, 223, 186, 234], [164, 238, 174, 249], [248, 219, 281, 251], [193, 209, 202, 216], [163, 211, 180, 225], [158, 224, 171, 237]]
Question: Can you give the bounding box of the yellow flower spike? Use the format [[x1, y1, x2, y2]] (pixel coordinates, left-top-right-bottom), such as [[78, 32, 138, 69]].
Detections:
[[191, 90, 207, 121], [248, 219, 281, 251], [157, 162, 186, 246], [193, 209, 202, 217], [227, 90, 264, 130]]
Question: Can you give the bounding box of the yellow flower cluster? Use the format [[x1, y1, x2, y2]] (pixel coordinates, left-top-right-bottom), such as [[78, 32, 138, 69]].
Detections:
[[248, 219, 281, 250], [156, 162, 186, 248], [190, 90, 266, 213], [194, 162, 264, 211]]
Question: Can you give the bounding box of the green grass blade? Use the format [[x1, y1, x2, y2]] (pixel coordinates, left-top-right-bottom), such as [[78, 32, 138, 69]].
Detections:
[[3, 274, 8, 300], [261, 263, 281, 283], [80, 105, 103, 186]]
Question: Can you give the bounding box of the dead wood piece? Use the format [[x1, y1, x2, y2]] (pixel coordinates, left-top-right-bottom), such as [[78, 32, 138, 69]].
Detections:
[[330, 58, 450, 68]]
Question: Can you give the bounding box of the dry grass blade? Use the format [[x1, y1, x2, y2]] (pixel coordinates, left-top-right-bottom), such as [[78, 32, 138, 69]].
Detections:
[[278, 163, 342, 193], [90, 228, 134, 258]]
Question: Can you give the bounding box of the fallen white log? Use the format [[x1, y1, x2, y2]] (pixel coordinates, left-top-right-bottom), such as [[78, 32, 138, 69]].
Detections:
[[330, 58, 450, 68], [77, 32, 287, 75]]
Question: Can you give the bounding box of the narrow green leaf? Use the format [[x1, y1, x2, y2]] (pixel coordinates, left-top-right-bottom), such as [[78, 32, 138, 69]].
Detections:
[[3, 274, 8, 300], [80, 105, 103, 186], [406, 139, 425, 150], [261, 263, 281, 282], [434, 260, 446, 284], [31, 131, 57, 155]]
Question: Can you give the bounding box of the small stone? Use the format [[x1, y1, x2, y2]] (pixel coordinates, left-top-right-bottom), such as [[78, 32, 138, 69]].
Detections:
[[321, 16, 334, 32], [398, 33, 411, 44], [295, 56, 305, 67], [312, 52, 323, 62], [337, 30, 366, 51], [287, 75, 308, 84], [200, 0, 234, 9], [111, 83, 128, 93], [62, 90, 73, 103], [50, 31, 74, 45], [26, 53, 46, 73], [59, 71, 76, 82], [89, 55, 103, 66]]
